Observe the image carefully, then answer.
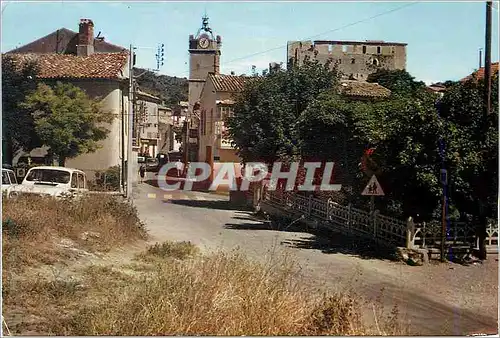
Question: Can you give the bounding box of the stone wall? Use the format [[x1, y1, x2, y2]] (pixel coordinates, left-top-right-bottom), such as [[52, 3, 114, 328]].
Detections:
[[287, 40, 407, 81]]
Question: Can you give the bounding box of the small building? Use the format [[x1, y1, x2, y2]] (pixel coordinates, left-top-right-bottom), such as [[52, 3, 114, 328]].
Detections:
[[158, 105, 174, 154], [136, 90, 162, 158], [426, 83, 448, 97], [197, 73, 250, 163], [339, 80, 392, 100], [3, 18, 137, 190], [461, 62, 499, 82]]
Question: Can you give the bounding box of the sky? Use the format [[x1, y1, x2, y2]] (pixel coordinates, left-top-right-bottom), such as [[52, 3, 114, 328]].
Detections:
[[1, 1, 499, 84]]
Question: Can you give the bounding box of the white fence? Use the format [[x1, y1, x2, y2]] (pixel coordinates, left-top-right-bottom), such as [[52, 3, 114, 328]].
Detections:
[[260, 189, 499, 251]]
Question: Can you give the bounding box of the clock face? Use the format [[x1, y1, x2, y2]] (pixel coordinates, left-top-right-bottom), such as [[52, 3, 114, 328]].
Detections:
[[198, 38, 210, 49]]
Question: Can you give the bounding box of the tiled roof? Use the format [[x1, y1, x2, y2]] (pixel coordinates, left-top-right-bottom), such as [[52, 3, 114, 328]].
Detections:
[[136, 90, 161, 101], [4, 52, 128, 79], [216, 99, 236, 105], [340, 80, 391, 98], [208, 73, 250, 92], [461, 62, 499, 82], [426, 84, 447, 93], [6, 28, 126, 54]]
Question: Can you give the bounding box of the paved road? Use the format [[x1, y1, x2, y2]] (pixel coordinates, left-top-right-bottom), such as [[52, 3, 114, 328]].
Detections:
[[132, 178, 498, 336]]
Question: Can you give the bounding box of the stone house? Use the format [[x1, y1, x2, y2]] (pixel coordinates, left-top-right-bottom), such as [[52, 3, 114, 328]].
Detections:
[[197, 73, 249, 163], [4, 19, 134, 186], [136, 90, 162, 158], [158, 105, 174, 154], [287, 40, 407, 81]]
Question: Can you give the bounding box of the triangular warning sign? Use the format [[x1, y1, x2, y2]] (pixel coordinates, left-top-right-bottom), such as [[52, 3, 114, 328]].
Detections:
[[361, 175, 385, 196]]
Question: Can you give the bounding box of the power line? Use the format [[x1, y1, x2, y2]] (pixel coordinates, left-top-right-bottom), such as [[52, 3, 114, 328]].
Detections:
[[180, 1, 419, 76]]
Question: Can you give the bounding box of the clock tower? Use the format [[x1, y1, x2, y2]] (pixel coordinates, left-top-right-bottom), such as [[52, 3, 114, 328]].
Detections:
[[188, 15, 221, 114]]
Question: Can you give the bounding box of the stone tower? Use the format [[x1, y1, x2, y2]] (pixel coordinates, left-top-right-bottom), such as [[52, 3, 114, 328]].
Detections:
[[188, 15, 222, 115]]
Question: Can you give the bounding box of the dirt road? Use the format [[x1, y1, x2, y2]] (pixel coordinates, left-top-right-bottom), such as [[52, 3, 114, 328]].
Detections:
[[132, 178, 498, 335]]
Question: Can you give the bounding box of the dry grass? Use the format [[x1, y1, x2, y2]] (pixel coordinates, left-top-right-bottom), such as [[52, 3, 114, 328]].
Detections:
[[137, 240, 200, 261], [2, 194, 147, 272], [2, 195, 407, 336], [62, 243, 406, 336]]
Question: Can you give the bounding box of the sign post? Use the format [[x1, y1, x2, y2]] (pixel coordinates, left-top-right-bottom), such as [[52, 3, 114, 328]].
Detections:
[[361, 175, 385, 214]]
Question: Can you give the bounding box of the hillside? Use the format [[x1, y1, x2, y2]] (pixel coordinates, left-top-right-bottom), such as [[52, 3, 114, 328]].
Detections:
[[134, 68, 188, 106]]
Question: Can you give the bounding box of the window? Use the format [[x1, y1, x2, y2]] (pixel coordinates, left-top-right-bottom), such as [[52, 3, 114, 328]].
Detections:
[[362, 46, 366, 54], [26, 169, 71, 184], [338, 59, 342, 64], [2, 171, 10, 185], [372, 58, 379, 66], [328, 45, 333, 53], [377, 46, 381, 54], [342, 45, 348, 53], [351, 58, 355, 64], [8, 171, 17, 184], [77, 173, 85, 189], [71, 173, 78, 188]]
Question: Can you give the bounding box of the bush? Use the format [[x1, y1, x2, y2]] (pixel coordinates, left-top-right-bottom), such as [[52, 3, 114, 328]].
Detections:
[[89, 166, 121, 191]]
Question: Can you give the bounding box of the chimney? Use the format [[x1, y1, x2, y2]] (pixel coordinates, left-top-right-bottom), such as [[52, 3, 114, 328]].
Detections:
[[77, 19, 94, 56]]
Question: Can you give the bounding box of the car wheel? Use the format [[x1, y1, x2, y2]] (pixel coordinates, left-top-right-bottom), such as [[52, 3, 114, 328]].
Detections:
[[8, 191, 20, 200]]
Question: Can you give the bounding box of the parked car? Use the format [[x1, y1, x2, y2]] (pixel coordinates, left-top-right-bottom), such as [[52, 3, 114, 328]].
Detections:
[[2, 167, 19, 195], [145, 157, 159, 172], [7, 166, 88, 200]]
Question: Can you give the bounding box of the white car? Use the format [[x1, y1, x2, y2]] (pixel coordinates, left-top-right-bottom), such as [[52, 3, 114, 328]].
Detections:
[[7, 166, 88, 199], [2, 168, 19, 195]]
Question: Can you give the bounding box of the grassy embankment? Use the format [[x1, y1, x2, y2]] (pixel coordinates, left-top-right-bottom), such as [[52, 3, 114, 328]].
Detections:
[[2, 195, 406, 335]]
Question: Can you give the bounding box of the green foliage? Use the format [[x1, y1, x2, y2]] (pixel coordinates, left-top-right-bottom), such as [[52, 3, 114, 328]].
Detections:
[[227, 59, 339, 164], [21, 82, 113, 166], [367, 69, 426, 96], [134, 68, 188, 106], [228, 63, 497, 225], [437, 72, 499, 220], [1, 55, 42, 163], [90, 166, 121, 191], [352, 92, 444, 219]]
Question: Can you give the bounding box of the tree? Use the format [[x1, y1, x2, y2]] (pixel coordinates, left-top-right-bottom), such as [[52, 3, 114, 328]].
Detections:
[[296, 91, 366, 203], [437, 72, 499, 259], [367, 69, 427, 96], [21, 82, 113, 166], [227, 58, 339, 164], [352, 93, 444, 219], [2, 55, 42, 164]]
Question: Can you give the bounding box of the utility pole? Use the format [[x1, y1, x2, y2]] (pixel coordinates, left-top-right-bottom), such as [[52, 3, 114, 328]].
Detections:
[[126, 44, 135, 199], [477, 0, 492, 260], [485, 0, 492, 116], [479, 48, 483, 69]]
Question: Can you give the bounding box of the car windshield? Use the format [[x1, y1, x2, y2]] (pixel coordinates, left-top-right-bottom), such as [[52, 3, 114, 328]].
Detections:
[[25, 169, 71, 184]]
